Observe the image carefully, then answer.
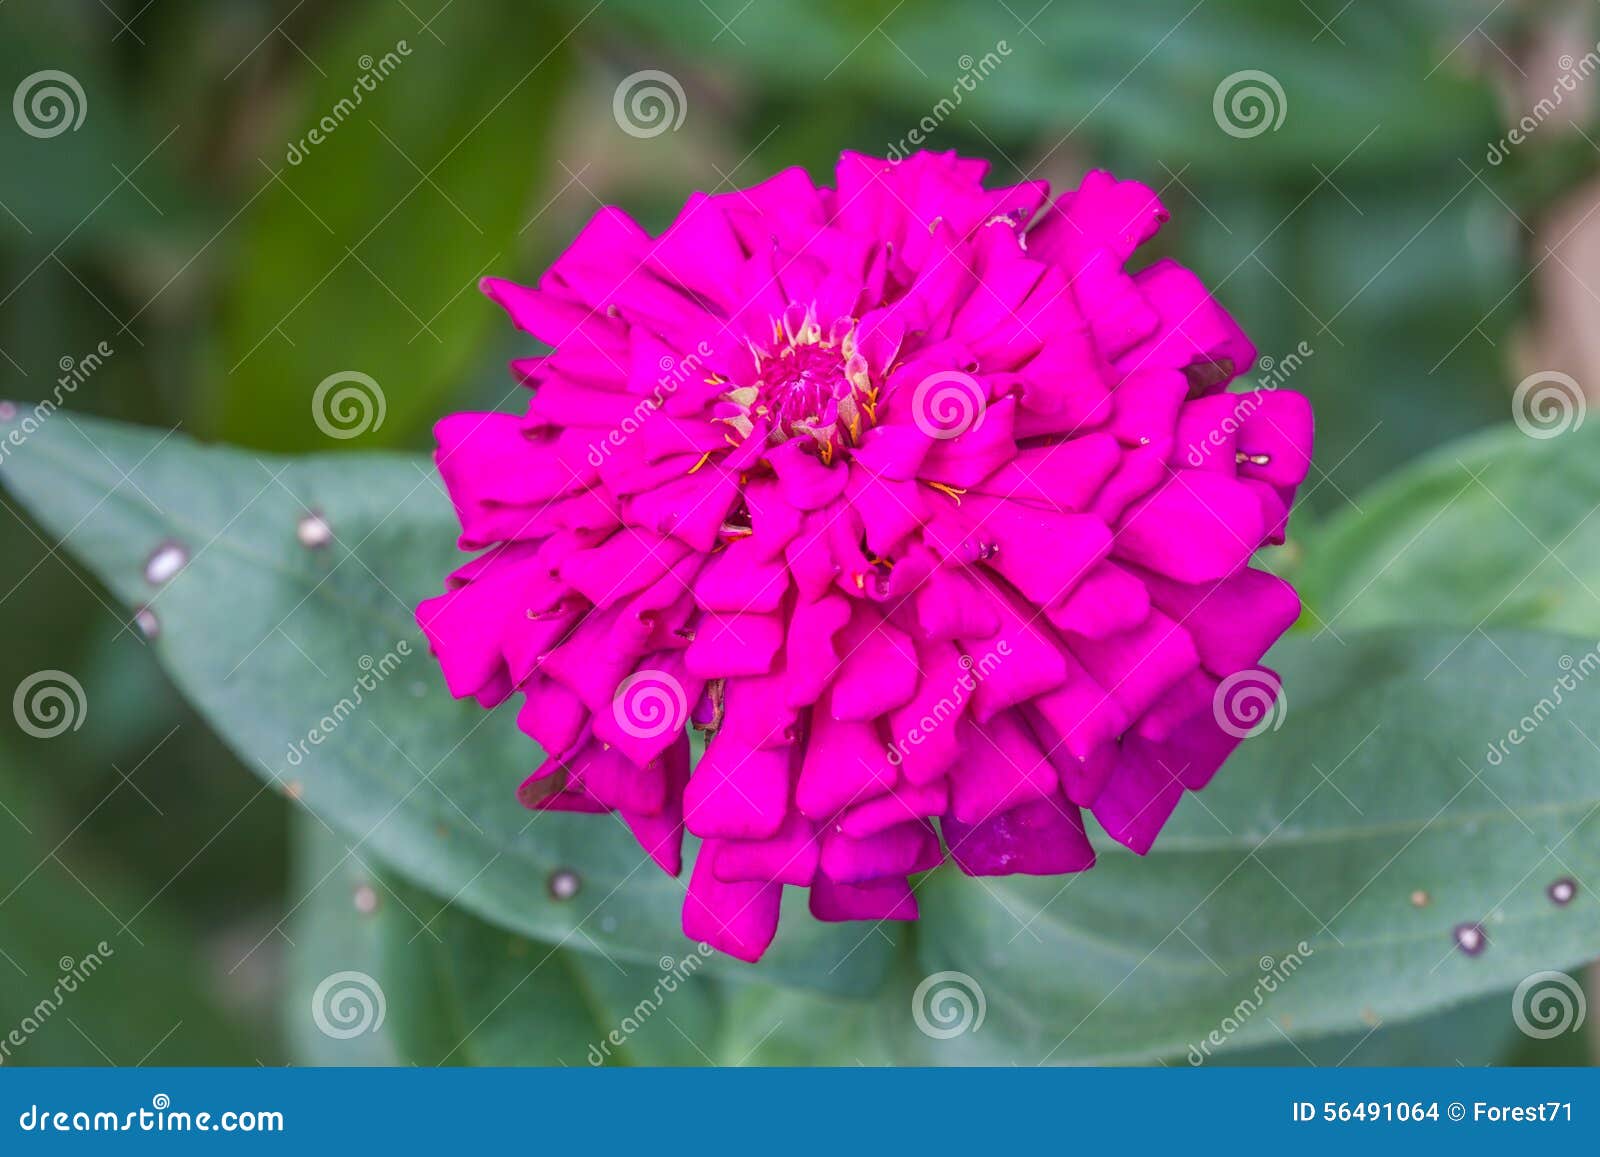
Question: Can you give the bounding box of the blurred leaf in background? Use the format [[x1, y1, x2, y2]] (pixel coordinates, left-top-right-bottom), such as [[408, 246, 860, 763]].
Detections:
[[2, 0, 1599, 1068], [218, 0, 568, 448]]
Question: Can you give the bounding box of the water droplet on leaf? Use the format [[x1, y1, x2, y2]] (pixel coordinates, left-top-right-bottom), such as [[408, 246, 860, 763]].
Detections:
[[296, 509, 333, 549], [132, 605, 160, 639], [143, 540, 188, 585], [1452, 922, 1487, 956], [547, 868, 580, 901]]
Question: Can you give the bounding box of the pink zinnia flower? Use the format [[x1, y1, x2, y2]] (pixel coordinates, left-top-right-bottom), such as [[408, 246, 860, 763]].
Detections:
[[417, 151, 1313, 962]]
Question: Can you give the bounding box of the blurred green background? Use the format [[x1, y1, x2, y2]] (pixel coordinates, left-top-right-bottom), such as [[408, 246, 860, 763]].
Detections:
[[1, 0, 1597, 1066]]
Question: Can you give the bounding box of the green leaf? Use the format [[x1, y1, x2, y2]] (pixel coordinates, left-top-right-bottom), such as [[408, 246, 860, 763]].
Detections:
[[0, 745, 256, 1065], [0, 410, 896, 995], [1197, 990, 1518, 1067], [1199, 984, 1595, 1068], [380, 871, 723, 1066], [215, 0, 567, 449], [0, 6, 185, 243], [711, 980, 902, 1066], [1298, 424, 1600, 638], [288, 815, 722, 1066], [283, 814, 401, 1066], [600, 0, 1496, 179], [903, 628, 1600, 1063]]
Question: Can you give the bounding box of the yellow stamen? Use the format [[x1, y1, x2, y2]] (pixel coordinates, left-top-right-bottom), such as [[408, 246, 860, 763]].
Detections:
[[687, 451, 713, 475], [926, 481, 966, 504]]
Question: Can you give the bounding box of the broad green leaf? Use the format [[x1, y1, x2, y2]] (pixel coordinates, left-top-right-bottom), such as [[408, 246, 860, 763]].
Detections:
[[380, 872, 722, 1067], [905, 629, 1600, 1064], [0, 746, 255, 1065], [1200, 990, 1515, 1067], [1298, 424, 1600, 638], [0, 411, 896, 995], [216, 0, 567, 449], [711, 980, 901, 1066], [289, 816, 722, 1066], [1201, 986, 1585, 1068], [284, 814, 401, 1066]]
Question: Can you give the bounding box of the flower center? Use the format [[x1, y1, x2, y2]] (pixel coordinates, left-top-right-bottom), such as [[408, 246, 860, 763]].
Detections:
[[720, 306, 874, 462]]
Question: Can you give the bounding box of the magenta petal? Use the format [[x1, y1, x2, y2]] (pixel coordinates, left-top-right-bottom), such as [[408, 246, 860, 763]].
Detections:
[[946, 712, 1056, 824], [830, 610, 919, 721], [943, 794, 1095, 876], [1237, 390, 1316, 487], [840, 780, 950, 838], [685, 611, 785, 678], [783, 594, 851, 707], [622, 735, 689, 875], [819, 819, 941, 884], [516, 678, 588, 755], [1090, 736, 1187, 854], [796, 696, 897, 819], [809, 872, 919, 922], [683, 845, 782, 963], [683, 735, 791, 840], [712, 813, 821, 885], [1113, 471, 1265, 583]]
